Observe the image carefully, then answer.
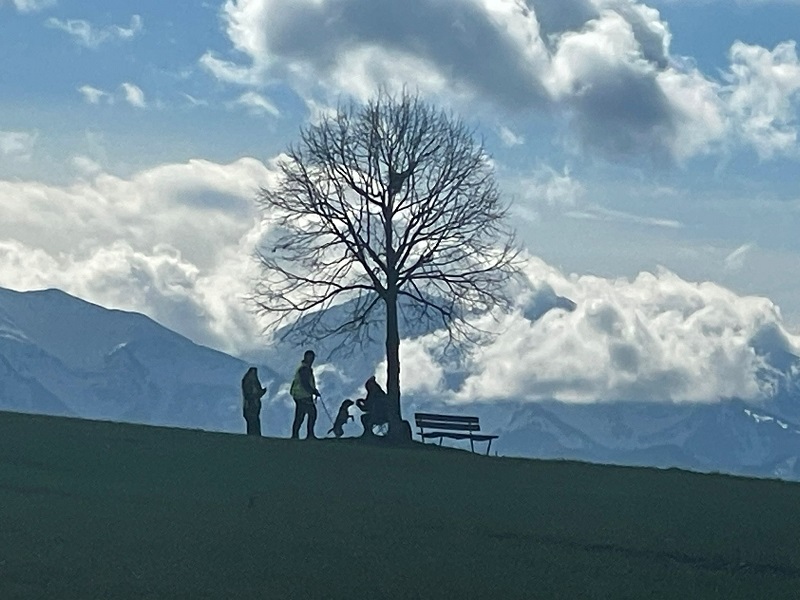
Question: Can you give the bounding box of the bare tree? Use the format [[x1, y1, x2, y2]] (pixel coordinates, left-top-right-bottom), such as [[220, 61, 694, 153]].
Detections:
[[253, 90, 518, 438]]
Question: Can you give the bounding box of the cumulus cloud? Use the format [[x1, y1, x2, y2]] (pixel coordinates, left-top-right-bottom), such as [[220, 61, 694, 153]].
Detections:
[[399, 256, 799, 405], [121, 82, 147, 108], [0, 130, 37, 160], [200, 0, 800, 162], [0, 158, 279, 356], [1, 155, 797, 404], [725, 41, 800, 159], [45, 14, 143, 48]]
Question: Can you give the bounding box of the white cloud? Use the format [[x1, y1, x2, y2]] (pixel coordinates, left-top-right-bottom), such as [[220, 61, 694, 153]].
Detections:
[[724, 242, 756, 272], [79, 83, 148, 108], [0, 158, 279, 356], [564, 205, 683, 229], [1, 156, 798, 405], [508, 165, 584, 222], [725, 41, 800, 159], [498, 125, 525, 147], [0, 130, 37, 160], [4, 0, 55, 12], [200, 0, 800, 162], [45, 14, 142, 49], [199, 52, 261, 87], [78, 84, 112, 105], [71, 155, 102, 177], [121, 82, 147, 108], [182, 93, 209, 107], [234, 91, 280, 116], [407, 257, 798, 405]]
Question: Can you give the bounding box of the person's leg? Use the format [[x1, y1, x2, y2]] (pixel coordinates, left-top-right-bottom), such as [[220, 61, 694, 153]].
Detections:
[[306, 403, 317, 439], [247, 414, 260, 436], [291, 400, 304, 439], [360, 412, 373, 437]]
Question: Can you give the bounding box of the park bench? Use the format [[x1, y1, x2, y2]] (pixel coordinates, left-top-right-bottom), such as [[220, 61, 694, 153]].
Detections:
[[414, 412, 498, 455]]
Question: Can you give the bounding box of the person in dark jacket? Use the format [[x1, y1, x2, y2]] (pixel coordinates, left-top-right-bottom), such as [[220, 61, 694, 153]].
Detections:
[[356, 376, 389, 437], [242, 367, 267, 436], [290, 350, 320, 439]]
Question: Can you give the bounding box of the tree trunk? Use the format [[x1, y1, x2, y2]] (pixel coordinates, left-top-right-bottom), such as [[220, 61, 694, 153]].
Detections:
[[384, 287, 401, 422]]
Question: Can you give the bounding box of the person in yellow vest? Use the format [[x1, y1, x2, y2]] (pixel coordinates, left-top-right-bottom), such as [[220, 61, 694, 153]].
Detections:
[[290, 349, 321, 439]]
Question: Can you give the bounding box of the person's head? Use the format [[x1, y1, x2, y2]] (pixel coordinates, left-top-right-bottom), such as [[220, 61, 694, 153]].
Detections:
[[365, 375, 377, 392], [302, 350, 315, 365], [246, 366, 257, 377]]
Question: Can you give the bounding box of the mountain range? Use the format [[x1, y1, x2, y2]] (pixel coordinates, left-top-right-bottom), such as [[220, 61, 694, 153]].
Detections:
[[1, 285, 799, 482]]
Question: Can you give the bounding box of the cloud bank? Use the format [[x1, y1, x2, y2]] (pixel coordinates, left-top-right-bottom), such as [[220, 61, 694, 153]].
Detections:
[[0, 158, 277, 356], [200, 0, 800, 161], [1, 158, 798, 406], [395, 256, 799, 405]]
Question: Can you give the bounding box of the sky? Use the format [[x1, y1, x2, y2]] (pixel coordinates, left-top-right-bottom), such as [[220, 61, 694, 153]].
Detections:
[[2, 0, 800, 405]]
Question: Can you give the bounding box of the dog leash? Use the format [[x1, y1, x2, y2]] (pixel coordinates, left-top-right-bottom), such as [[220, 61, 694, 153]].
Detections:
[[316, 395, 335, 427]]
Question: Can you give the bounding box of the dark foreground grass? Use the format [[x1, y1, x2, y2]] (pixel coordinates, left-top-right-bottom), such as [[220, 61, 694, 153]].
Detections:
[[1, 411, 800, 599]]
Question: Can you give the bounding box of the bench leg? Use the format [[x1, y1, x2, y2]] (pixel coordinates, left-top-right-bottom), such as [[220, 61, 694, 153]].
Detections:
[[486, 438, 493, 456], [439, 436, 443, 446], [470, 436, 474, 453]]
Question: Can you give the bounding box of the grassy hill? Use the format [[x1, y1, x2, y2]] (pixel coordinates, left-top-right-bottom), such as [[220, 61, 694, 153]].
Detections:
[[1, 411, 800, 599]]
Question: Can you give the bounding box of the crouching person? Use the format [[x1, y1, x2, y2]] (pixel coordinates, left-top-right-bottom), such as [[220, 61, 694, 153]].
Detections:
[[356, 376, 389, 437]]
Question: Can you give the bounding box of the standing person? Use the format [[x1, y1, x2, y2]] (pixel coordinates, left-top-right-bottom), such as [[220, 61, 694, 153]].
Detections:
[[242, 367, 267, 436], [290, 350, 320, 440]]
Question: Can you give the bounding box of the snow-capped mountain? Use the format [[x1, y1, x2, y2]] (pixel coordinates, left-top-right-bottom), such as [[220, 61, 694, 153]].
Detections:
[[0, 287, 280, 433], [2, 285, 800, 482]]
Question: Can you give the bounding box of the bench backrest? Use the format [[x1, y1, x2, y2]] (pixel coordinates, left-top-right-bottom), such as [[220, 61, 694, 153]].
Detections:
[[414, 412, 481, 432]]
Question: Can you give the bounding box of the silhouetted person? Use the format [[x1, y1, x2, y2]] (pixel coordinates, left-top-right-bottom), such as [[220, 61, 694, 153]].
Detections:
[[290, 350, 320, 439], [356, 376, 389, 437], [242, 367, 266, 436], [327, 399, 354, 438]]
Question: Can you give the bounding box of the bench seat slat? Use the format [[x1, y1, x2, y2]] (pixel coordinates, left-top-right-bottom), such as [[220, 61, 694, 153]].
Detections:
[[416, 421, 481, 432], [419, 432, 499, 441], [414, 413, 479, 424]]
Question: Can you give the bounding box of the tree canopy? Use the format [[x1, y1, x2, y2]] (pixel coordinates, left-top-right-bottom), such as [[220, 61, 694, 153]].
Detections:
[[254, 90, 519, 431]]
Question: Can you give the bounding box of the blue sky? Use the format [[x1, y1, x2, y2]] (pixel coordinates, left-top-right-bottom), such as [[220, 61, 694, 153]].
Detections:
[[2, 0, 800, 403]]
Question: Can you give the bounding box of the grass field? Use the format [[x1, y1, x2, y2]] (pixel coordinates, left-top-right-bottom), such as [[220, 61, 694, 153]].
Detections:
[[1, 411, 800, 599]]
